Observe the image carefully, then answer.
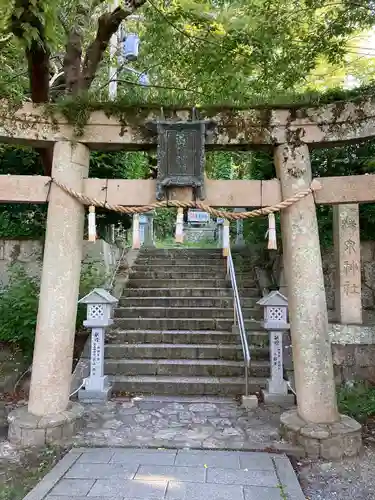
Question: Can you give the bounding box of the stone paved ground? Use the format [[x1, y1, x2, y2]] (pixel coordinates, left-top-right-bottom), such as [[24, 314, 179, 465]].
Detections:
[[297, 446, 375, 500], [4, 396, 375, 498], [23, 447, 306, 500], [72, 396, 296, 452]]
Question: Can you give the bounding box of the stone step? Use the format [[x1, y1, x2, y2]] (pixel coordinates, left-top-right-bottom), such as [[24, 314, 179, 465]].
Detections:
[[112, 317, 264, 331], [105, 343, 264, 361], [128, 279, 229, 288], [121, 287, 260, 298], [128, 279, 258, 289], [130, 271, 235, 280], [132, 263, 227, 270], [105, 359, 270, 377], [107, 330, 269, 348], [138, 250, 222, 258], [110, 375, 267, 396], [114, 306, 262, 320], [135, 259, 227, 266], [118, 297, 259, 308]]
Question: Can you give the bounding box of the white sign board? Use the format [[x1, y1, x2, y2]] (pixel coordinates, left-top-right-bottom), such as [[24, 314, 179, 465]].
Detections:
[[188, 210, 210, 223], [86, 327, 107, 391], [268, 331, 287, 395]]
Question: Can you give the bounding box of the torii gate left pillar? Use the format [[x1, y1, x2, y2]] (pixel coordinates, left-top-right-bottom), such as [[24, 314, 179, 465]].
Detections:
[[8, 142, 86, 447]]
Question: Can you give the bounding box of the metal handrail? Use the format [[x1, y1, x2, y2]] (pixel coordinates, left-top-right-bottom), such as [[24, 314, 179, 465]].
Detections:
[[226, 247, 251, 396], [107, 246, 127, 291]]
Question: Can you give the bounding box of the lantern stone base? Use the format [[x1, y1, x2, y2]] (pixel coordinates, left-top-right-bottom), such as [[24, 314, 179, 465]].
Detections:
[[241, 395, 258, 410], [280, 409, 362, 460], [78, 385, 112, 403], [261, 389, 295, 406], [7, 402, 84, 448]]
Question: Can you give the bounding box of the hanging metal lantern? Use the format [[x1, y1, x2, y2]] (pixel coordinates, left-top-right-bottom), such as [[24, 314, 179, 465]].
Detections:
[[138, 73, 149, 86], [123, 33, 140, 61]]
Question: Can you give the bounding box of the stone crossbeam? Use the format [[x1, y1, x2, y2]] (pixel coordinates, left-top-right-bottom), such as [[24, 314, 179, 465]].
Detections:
[[1, 98, 375, 148], [1, 174, 375, 207]]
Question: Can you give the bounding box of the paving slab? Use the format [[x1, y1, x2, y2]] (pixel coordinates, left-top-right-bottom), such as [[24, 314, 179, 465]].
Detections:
[[23, 448, 305, 499], [73, 396, 300, 455]]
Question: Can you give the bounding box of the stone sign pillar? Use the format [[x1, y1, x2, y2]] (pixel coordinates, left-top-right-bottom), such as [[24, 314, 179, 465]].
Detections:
[[333, 204, 362, 324], [223, 219, 230, 256], [175, 208, 184, 243], [275, 143, 362, 459], [8, 141, 86, 447]]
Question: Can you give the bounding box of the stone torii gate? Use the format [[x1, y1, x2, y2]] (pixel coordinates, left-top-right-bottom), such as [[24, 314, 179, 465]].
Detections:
[[2, 98, 373, 457]]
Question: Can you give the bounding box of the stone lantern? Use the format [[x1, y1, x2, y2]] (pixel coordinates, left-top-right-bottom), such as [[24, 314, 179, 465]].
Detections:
[[139, 212, 155, 247], [257, 291, 294, 404], [78, 288, 118, 403]]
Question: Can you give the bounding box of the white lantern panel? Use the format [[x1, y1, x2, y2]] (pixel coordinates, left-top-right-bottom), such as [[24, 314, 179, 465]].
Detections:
[[87, 304, 105, 320], [268, 306, 287, 323]]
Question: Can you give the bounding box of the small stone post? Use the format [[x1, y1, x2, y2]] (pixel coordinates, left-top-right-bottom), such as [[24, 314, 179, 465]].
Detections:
[[78, 288, 118, 403], [223, 219, 230, 256], [275, 143, 362, 459], [257, 291, 294, 405], [139, 214, 147, 246], [234, 208, 245, 248], [175, 207, 184, 243], [333, 204, 362, 324], [216, 218, 224, 248], [132, 214, 140, 249], [8, 141, 87, 447]]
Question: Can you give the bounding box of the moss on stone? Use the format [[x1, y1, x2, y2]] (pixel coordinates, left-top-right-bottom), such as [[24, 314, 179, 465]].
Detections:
[[1, 82, 375, 137]]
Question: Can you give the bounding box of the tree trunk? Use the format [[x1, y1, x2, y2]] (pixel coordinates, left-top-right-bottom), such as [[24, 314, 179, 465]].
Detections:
[[12, 0, 146, 174]]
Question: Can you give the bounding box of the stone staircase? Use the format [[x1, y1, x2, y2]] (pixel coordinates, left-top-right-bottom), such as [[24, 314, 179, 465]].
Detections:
[[105, 248, 270, 396]]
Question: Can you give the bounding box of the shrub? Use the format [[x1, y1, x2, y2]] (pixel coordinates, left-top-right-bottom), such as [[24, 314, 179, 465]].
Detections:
[[0, 261, 108, 358], [337, 381, 375, 422], [0, 265, 39, 359]]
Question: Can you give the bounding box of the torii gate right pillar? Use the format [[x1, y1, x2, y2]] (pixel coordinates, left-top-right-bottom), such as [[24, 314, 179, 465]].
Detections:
[[275, 143, 362, 459]]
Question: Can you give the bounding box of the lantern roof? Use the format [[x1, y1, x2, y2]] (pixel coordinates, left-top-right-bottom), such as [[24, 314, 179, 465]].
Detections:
[[79, 288, 118, 305], [257, 290, 288, 307]]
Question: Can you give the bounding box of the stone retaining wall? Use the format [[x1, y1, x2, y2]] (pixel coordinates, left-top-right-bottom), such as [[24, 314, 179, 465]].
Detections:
[[332, 344, 375, 384], [283, 324, 375, 385], [328, 324, 375, 384], [0, 238, 121, 288]]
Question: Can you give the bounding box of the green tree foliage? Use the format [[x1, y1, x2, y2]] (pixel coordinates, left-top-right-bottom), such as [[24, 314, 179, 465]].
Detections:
[[0, 145, 152, 238], [208, 142, 375, 247], [0, 0, 375, 106], [136, 0, 375, 103]]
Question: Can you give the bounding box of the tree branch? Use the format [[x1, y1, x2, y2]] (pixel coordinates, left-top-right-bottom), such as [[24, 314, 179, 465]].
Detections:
[[80, 1, 146, 91]]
